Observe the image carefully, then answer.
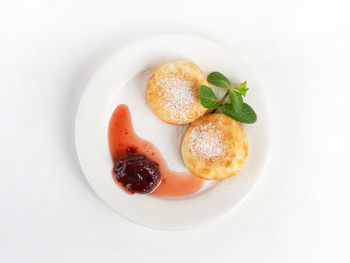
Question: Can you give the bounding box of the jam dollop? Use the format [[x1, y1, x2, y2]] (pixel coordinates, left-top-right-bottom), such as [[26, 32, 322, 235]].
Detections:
[[109, 104, 204, 196], [114, 153, 161, 194]]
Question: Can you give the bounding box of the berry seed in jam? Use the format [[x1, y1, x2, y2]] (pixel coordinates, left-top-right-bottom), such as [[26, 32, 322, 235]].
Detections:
[[114, 153, 161, 194]]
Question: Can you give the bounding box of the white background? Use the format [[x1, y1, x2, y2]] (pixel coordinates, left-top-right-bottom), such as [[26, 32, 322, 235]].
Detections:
[[1, 0, 349, 262]]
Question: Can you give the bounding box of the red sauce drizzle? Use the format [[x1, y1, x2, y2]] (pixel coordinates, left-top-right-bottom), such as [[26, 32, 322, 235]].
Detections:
[[108, 104, 204, 196]]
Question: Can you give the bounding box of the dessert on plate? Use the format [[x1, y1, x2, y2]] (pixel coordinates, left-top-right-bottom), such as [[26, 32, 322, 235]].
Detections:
[[109, 60, 256, 196], [181, 113, 248, 180], [146, 60, 208, 124]]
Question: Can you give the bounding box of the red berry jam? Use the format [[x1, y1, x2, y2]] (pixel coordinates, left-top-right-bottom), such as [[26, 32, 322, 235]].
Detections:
[[114, 153, 161, 194], [108, 104, 203, 196]]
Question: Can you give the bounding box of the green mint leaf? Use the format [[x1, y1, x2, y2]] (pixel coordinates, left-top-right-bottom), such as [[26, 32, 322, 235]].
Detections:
[[199, 85, 220, 109], [221, 103, 257, 123], [238, 103, 257, 123], [236, 81, 249, 97], [207, 72, 231, 89], [229, 89, 243, 112], [221, 103, 237, 119]]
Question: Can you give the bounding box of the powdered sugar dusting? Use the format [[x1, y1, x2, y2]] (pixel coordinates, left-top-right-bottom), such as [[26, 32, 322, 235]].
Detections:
[[157, 75, 197, 121], [189, 122, 226, 160]]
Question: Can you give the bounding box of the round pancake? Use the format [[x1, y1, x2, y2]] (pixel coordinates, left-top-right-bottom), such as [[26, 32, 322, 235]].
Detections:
[[182, 113, 248, 180], [147, 60, 208, 124]]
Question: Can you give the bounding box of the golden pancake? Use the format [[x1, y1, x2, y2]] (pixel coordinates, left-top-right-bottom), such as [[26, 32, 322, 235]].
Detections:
[[182, 113, 248, 180], [147, 60, 208, 124]]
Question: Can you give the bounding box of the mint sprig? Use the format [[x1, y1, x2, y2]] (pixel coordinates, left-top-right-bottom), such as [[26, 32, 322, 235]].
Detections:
[[199, 72, 257, 124]]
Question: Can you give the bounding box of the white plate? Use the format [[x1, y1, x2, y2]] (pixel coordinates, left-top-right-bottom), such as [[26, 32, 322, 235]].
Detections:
[[75, 34, 270, 230]]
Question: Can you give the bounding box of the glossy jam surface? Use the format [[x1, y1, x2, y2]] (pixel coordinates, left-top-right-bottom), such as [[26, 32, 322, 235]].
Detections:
[[108, 104, 204, 196], [114, 152, 161, 194]]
